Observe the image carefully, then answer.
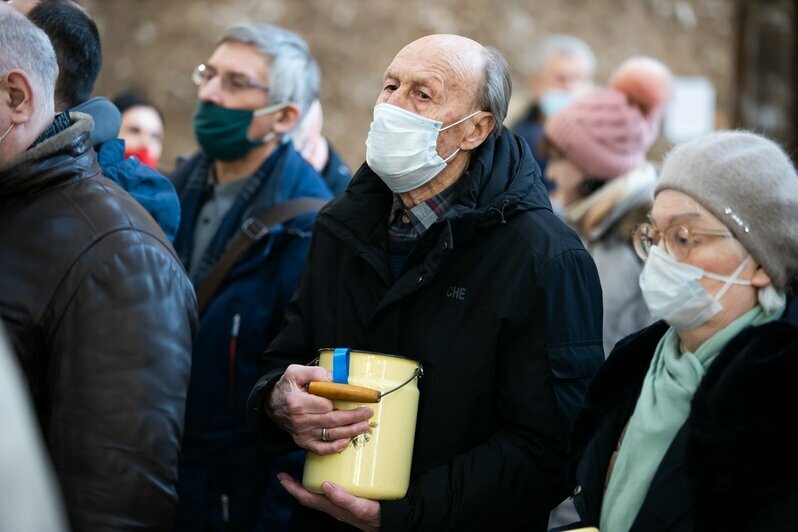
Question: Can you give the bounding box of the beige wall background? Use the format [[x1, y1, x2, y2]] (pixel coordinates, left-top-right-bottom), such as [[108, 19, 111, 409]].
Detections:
[[85, 0, 735, 172]]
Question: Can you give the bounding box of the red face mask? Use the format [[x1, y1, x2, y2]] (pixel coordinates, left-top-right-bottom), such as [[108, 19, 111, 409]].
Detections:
[[125, 146, 159, 169]]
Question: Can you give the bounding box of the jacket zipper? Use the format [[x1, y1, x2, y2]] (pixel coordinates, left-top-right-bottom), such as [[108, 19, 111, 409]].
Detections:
[[228, 314, 240, 410]]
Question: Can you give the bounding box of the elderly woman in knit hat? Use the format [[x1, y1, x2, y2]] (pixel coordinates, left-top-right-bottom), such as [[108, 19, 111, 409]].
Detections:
[[544, 56, 672, 355], [565, 131, 798, 531]]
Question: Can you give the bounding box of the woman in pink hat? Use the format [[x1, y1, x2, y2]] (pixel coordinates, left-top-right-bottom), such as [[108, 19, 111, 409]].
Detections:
[[544, 57, 673, 356]]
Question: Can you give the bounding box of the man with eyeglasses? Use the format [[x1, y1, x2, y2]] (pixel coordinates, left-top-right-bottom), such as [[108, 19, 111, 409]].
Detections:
[[171, 22, 332, 532]]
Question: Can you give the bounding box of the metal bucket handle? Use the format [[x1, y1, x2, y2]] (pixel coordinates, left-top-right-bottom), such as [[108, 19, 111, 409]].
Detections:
[[306, 355, 423, 404]]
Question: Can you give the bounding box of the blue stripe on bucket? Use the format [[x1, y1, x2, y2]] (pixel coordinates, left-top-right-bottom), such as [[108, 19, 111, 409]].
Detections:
[[332, 348, 350, 384]]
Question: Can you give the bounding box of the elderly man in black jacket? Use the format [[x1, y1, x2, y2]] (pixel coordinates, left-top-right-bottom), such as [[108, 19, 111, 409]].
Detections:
[[0, 6, 196, 530], [248, 34, 604, 531]]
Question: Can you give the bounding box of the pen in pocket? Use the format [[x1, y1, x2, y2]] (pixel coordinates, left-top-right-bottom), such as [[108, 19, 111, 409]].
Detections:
[[228, 314, 240, 409]]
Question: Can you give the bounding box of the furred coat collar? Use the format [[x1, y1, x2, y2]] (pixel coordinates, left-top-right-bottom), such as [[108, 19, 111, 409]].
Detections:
[[0, 112, 99, 201]]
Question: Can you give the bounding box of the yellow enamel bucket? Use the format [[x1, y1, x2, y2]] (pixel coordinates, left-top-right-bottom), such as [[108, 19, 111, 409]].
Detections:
[[302, 348, 423, 500]]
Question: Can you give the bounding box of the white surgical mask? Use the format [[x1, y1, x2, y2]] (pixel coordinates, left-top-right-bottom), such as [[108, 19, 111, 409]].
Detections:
[[639, 245, 752, 331], [365, 103, 479, 193]]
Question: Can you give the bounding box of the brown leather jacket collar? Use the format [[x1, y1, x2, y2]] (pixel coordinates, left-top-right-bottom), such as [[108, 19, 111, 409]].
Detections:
[[0, 112, 100, 201]]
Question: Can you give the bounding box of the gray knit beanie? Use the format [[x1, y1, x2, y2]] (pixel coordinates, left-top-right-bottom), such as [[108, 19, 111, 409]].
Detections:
[[656, 131, 798, 291]]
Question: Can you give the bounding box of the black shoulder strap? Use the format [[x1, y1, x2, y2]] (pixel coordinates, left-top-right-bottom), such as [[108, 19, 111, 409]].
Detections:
[[195, 197, 328, 313]]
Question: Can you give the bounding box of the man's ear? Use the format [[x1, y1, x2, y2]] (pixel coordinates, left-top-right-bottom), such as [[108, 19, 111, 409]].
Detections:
[[272, 103, 301, 135], [460, 112, 495, 151], [5, 70, 36, 125]]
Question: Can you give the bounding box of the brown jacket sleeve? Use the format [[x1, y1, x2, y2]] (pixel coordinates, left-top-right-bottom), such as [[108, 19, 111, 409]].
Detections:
[[48, 231, 196, 531]]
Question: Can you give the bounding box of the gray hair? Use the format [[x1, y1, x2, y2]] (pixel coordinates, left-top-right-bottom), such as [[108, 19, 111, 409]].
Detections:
[[0, 8, 57, 114], [528, 34, 596, 76], [476, 47, 511, 139], [221, 23, 319, 124]]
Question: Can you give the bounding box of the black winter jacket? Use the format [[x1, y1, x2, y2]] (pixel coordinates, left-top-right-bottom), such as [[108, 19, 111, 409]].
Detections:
[[248, 128, 605, 531], [0, 113, 197, 530], [570, 297, 798, 531]]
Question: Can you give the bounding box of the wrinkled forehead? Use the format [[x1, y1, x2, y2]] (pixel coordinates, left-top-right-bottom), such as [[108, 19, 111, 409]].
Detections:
[[386, 37, 483, 90]]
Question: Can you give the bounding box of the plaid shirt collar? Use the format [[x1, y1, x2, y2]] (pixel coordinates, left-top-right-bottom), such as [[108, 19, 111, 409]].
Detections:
[[387, 182, 459, 240]]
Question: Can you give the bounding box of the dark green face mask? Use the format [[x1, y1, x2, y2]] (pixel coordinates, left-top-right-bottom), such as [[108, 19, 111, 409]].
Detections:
[[192, 100, 285, 161]]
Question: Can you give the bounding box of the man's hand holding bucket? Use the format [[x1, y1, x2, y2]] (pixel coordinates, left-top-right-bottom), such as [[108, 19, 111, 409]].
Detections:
[[267, 364, 381, 530], [267, 364, 374, 455], [278, 474, 381, 532]]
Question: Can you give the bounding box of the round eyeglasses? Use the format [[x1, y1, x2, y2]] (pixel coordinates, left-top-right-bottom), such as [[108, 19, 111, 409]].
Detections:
[[633, 222, 735, 262], [191, 64, 270, 93]]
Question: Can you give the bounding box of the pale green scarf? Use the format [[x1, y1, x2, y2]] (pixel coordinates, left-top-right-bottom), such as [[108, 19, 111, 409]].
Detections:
[[600, 301, 785, 532]]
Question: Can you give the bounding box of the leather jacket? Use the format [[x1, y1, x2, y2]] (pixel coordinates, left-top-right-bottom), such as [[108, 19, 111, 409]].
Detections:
[[0, 113, 197, 530]]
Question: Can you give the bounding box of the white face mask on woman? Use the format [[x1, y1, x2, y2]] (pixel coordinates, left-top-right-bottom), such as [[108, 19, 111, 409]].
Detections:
[[365, 103, 480, 193], [639, 245, 752, 331]]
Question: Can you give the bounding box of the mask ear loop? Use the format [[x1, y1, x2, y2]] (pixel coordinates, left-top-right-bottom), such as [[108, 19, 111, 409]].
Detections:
[[253, 102, 288, 117], [708, 254, 752, 302], [0, 122, 15, 144], [439, 110, 482, 131], [442, 148, 460, 163], [438, 110, 482, 163], [259, 132, 277, 144], [253, 102, 289, 143]]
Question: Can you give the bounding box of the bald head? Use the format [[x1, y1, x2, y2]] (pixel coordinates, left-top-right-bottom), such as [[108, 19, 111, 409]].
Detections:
[[400, 35, 486, 96], [369, 35, 511, 199], [379, 34, 510, 139]]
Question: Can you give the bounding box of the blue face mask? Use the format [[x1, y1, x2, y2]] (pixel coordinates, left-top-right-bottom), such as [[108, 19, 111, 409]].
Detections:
[[539, 90, 575, 117]]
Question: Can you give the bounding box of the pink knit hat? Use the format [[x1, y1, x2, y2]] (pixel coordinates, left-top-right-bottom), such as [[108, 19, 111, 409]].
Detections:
[[545, 57, 673, 180]]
